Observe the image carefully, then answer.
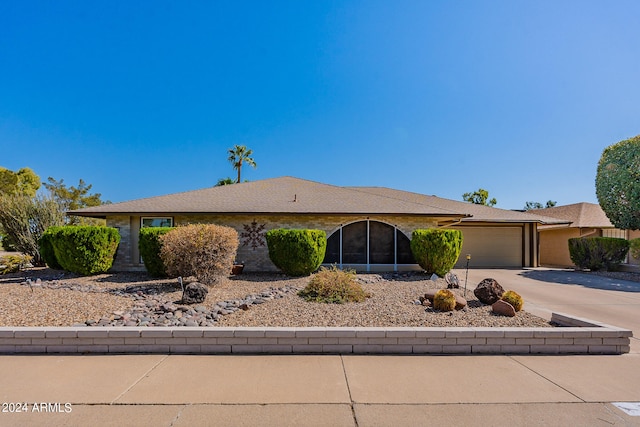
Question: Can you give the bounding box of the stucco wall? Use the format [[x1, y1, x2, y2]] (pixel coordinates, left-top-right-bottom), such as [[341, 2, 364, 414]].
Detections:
[[108, 214, 438, 273], [538, 228, 582, 267]]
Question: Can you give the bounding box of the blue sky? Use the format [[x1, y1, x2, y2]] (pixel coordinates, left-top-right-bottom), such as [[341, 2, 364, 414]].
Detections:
[[1, 1, 639, 209]]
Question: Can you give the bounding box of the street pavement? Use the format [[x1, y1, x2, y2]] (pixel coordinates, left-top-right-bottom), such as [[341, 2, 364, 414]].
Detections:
[[0, 268, 639, 427]]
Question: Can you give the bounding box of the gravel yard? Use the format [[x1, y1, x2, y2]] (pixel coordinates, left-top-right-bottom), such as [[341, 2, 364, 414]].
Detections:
[[0, 267, 564, 328]]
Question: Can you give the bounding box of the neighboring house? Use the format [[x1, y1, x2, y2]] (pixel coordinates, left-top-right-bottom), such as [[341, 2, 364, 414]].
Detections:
[[69, 176, 566, 273], [533, 202, 640, 268]]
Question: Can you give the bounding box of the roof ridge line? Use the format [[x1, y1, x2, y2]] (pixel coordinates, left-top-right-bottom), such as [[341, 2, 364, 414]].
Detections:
[[347, 186, 471, 217]]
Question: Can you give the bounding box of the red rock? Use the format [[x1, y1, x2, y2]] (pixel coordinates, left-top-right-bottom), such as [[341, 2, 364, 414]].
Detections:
[[492, 299, 516, 317]]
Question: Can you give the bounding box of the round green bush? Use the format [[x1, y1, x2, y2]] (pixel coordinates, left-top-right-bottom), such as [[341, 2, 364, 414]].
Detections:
[[139, 227, 173, 277], [433, 289, 456, 312], [51, 226, 121, 275], [410, 229, 463, 277], [38, 226, 64, 270], [266, 229, 327, 276]]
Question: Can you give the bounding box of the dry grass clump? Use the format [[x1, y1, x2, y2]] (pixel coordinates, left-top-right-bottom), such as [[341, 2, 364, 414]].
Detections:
[[298, 266, 371, 304]]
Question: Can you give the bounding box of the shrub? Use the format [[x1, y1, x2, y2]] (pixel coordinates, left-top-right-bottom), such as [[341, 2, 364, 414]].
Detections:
[[298, 266, 370, 303], [630, 238, 640, 261], [160, 224, 238, 285], [0, 254, 33, 275], [139, 227, 173, 277], [568, 237, 630, 271], [433, 289, 457, 312], [50, 226, 120, 275], [410, 229, 463, 277], [501, 290, 523, 312], [38, 226, 64, 270], [266, 229, 327, 276]]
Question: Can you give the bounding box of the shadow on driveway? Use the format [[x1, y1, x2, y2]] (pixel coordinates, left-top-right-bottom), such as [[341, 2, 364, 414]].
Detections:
[[518, 269, 640, 293]]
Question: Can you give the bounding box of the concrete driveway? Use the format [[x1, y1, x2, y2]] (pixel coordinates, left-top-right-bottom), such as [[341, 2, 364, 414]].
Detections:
[[456, 267, 640, 353]]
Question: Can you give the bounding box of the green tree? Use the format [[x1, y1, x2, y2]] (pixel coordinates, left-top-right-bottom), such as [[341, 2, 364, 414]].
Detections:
[[524, 200, 557, 210], [0, 167, 40, 197], [43, 177, 108, 225], [216, 177, 235, 186], [462, 188, 497, 206], [596, 135, 640, 230], [227, 145, 256, 183]]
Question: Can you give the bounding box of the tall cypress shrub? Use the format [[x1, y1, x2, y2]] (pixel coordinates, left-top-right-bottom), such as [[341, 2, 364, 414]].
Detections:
[[410, 229, 463, 277]]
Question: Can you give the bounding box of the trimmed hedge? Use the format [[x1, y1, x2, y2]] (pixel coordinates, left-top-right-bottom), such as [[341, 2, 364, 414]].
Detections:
[[139, 227, 173, 277], [50, 226, 121, 275], [266, 228, 327, 276], [568, 237, 630, 271], [38, 226, 64, 270], [410, 229, 463, 277]]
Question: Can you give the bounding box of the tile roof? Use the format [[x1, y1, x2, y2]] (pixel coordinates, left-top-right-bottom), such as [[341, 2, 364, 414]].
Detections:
[[69, 176, 568, 224], [531, 202, 614, 228]]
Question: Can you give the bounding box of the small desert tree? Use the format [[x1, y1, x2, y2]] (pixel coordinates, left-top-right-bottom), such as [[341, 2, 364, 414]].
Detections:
[[0, 194, 65, 265], [462, 188, 497, 207], [596, 134, 640, 230], [524, 200, 557, 210]]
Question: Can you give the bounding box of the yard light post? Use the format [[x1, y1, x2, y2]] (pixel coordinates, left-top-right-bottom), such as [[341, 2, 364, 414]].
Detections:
[[464, 254, 471, 297]]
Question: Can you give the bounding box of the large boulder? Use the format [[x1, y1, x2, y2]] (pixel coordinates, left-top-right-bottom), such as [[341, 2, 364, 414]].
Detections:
[[181, 282, 208, 304], [474, 278, 505, 305]]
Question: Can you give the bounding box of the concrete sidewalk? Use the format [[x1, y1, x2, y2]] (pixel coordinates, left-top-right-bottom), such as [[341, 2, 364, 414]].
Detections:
[[0, 353, 639, 426], [0, 268, 639, 426]]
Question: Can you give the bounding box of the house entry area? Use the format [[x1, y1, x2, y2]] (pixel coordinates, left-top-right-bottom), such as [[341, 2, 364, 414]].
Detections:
[[323, 220, 417, 272]]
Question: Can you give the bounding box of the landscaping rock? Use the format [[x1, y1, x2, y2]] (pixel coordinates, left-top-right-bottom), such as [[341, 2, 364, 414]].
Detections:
[[181, 282, 208, 304], [454, 294, 467, 310], [445, 272, 460, 289], [492, 299, 516, 317], [474, 278, 505, 304]]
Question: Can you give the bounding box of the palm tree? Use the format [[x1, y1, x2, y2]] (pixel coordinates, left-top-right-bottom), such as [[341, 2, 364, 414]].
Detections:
[[227, 145, 256, 183]]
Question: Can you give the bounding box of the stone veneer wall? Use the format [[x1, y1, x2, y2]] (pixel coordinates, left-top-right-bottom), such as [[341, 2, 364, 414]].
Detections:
[[107, 215, 135, 271], [108, 214, 438, 272]]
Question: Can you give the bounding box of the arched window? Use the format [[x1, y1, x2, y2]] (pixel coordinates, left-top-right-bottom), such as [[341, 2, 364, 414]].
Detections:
[[324, 220, 414, 270]]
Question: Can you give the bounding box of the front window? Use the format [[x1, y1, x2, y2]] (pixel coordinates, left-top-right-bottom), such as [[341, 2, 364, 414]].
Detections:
[[141, 217, 173, 228]]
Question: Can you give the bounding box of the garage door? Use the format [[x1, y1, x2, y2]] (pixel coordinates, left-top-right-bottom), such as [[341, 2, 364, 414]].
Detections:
[[453, 227, 522, 268]]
